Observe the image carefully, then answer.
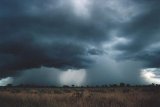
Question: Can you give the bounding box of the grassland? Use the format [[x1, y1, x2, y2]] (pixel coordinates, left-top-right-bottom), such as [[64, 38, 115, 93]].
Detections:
[[0, 87, 160, 107]]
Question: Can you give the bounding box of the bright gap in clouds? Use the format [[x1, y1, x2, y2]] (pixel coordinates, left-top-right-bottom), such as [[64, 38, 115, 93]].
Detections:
[[0, 77, 13, 86], [59, 69, 86, 86], [70, 0, 91, 18], [141, 68, 160, 84]]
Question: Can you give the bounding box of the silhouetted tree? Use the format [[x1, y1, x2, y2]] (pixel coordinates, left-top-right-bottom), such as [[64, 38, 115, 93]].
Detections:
[[104, 85, 108, 87], [6, 84, 13, 87], [126, 84, 130, 87], [120, 83, 125, 87], [63, 85, 70, 88]]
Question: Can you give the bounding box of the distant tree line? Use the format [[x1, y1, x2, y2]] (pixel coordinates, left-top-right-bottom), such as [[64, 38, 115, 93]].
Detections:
[[1, 83, 160, 88]]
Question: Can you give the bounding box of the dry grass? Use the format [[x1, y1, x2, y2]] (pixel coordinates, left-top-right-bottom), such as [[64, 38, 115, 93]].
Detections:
[[0, 87, 160, 107]]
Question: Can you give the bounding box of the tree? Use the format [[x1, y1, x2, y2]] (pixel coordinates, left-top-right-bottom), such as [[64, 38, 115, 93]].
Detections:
[[6, 84, 13, 87], [120, 83, 125, 87]]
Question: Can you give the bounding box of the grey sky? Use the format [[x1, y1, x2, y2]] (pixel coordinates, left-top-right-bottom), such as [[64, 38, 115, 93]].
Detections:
[[0, 0, 160, 85]]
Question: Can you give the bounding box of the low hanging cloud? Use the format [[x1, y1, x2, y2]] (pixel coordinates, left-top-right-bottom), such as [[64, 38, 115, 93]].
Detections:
[[10, 67, 87, 86], [0, 0, 160, 85]]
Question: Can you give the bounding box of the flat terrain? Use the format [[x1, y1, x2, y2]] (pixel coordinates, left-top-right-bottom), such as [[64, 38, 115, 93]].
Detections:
[[0, 87, 160, 107]]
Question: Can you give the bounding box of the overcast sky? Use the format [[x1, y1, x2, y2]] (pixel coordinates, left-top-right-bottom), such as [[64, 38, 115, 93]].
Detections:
[[0, 0, 160, 86]]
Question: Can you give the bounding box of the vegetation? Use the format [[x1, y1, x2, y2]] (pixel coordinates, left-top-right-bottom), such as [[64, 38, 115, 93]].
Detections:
[[0, 85, 160, 107]]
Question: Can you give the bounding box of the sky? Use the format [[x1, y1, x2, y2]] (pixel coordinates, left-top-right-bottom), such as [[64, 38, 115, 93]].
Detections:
[[0, 0, 160, 86]]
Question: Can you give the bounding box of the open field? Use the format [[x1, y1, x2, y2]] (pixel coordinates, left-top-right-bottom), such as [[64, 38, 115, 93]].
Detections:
[[0, 87, 160, 107]]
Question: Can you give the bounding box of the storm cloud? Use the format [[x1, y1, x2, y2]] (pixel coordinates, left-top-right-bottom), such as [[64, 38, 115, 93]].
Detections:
[[0, 0, 160, 85]]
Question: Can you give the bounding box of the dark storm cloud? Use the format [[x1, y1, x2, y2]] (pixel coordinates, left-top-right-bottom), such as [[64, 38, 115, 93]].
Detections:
[[0, 37, 93, 77], [0, 0, 160, 85], [114, 0, 160, 67], [0, 0, 115, 78]]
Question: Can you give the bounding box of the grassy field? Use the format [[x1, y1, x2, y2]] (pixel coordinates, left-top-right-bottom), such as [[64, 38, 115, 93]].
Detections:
[[0, 87, 160, 107]]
